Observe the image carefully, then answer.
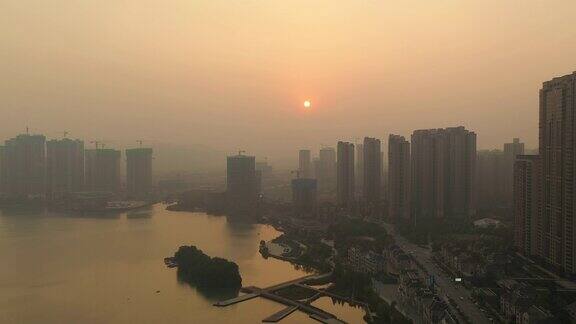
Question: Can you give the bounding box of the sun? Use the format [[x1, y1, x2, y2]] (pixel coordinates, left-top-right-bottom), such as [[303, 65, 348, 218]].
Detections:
[[303, 100, 311, 108]]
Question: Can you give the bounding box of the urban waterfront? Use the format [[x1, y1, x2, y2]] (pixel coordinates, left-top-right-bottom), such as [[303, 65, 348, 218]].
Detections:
[[0, 204, 365, 323]]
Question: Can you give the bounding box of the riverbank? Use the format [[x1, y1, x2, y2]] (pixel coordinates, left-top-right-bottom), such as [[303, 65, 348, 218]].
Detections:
[[0, 204, 331, 323], [160, 204, 404, 323]]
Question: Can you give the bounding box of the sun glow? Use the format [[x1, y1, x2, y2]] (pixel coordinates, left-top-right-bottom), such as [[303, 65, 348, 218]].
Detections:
[[303, 100, 311, 108]]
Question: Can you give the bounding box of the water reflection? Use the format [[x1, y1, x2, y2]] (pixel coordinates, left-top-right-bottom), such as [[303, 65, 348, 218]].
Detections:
[[126, 208, 153, 219], [0, 204, 365, 323], [0, 206, 157, 220], [0, 206, 45, 217], [311, 296, 367, 323], [224, 218, 259, 238], [176, 270, 240, 302], [62, 211, 123, 219]]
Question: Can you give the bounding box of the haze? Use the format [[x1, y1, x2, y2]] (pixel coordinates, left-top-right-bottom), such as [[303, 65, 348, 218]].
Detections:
[[2, 0, 575, 170]]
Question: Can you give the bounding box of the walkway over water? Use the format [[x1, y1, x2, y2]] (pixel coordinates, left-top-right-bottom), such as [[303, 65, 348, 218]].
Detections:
[[213, 291, 260, 307], [262, 306, 298, 322], [214, 273, 347, 323]]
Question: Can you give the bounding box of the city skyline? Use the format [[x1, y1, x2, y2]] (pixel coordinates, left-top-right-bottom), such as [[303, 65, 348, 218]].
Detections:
[[3, 2, 576, 323], [3, 1, 576, 166]]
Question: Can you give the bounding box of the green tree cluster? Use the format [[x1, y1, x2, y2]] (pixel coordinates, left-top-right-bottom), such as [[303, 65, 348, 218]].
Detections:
[[174, 245, 242, 288]]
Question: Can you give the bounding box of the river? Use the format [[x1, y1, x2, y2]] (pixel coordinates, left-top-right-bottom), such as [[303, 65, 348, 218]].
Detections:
[[0, 204, 365, 323]]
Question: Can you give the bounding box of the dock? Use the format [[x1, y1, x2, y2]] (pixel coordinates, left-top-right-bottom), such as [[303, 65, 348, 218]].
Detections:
[[262, 306, 299, 322], [213, 292, 260, 306], [214, 273, 360, 323]]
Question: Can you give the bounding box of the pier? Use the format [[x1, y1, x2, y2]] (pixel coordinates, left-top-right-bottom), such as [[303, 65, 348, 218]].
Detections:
[[214, 273, 360, 323], [213, 291, 260, 306], [262, 306, 298, 322]]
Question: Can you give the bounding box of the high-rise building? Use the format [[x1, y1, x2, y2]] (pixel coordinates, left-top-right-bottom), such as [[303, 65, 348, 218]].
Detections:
[[337, 141, 355, 207], [226, 154, 257, 214], [444, 127, 477, 218], [255, 160, 273, 194], [0, 146, 6, 195], [3, 134, 46, 198], [514, 155, 540, 257], [126, 148, 153, 197], [503, 138, 525, 202], [255, 160, 273, 177], [255, 170, 262, 195], [411, 129, 445, 220], [538, 72, 576, 273], [388, 135, 410, 222], [46, 139, 84, 199], [476, 150, 507, 207], [318, 147, 336, 193], [381, 151, 388, 201], [411, 127, 476, 220], [355, 143, 364, 195], [85, 149, 121, 192], [298, 149, 312, 178], [292, 178, 317, 217], [504, 138, 525, 160], [363, 137, 381, 204], [312, 157, 319, 179]]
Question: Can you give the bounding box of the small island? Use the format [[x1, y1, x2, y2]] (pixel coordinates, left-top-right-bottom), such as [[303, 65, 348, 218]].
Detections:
[[171, 245, 242, 289]]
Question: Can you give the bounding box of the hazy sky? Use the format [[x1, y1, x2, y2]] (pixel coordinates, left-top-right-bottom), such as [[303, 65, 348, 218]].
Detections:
[[1, 0, 575, 168]]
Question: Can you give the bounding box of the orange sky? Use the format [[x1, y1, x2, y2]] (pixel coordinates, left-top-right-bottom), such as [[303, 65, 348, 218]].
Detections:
[[1, 0, 575, 169]]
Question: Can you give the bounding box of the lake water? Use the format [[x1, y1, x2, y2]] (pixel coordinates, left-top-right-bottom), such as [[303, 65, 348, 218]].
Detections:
[[0, 204, 365, 323]]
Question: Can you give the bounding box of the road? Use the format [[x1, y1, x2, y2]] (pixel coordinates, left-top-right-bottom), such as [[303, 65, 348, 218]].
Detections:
[[381, 223, 492, 324], [372, 280, 419, 323]]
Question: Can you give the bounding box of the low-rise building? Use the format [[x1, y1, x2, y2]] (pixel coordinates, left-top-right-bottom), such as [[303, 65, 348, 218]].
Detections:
[[498, 280, 538, 322], [386, 244, 414, 274], [423, 296, 453, 324], [566, 301, 576, 323], [283, 217, 327, 238], [398, 269, 424, 305], [397, 266, 458, 323], [439, 244, 483, 277], [475, 288, 499, 309], [347, 247, 385, 274], [437, 240, 508, 280], [520, 305, 553, 324]]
